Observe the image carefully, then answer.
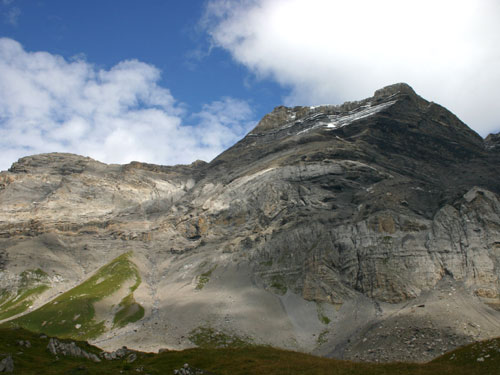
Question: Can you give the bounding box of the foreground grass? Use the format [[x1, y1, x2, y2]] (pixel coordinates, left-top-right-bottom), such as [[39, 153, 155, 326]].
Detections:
[[5, 252, 143, 340], [0, 327, 498, 375]]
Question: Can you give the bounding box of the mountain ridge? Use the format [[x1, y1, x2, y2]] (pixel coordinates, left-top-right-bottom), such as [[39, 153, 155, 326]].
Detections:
[[1, 83, 499, 363]]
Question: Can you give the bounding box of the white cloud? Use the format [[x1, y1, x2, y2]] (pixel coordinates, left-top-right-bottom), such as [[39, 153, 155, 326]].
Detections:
[[0, 38, 256, 171], [203, 0, 500, 136], [193, 97, 254, 150]]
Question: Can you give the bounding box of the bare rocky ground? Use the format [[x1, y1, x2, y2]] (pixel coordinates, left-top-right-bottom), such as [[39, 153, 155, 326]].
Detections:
[[324, 276, 500, 362], [0, 83, 499, 363]]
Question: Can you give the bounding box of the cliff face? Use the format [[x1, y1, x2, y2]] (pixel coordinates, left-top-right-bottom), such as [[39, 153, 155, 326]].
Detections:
[[1, 83, 499, 362]]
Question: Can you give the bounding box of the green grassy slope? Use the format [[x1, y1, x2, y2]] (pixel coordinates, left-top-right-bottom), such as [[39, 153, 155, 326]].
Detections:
[[4, 252, 144, 340], [0, 269, 50, 320], [0, 327, 498, 375]]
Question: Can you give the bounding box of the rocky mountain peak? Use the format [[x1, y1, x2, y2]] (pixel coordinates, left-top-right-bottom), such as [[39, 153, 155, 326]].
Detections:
[[212, 83, 489, 187], [249, 83, 423, 137], [373, 82, 417, 99], [252, 105, 296, 132]]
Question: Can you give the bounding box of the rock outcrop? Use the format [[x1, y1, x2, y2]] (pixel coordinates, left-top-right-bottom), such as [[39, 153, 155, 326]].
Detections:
[[173, 363, 212, 375], [47, 338, 101, 362], [0, 83, 499, 362], [100, 346, 135, 361], [0, 355, 13, 373]]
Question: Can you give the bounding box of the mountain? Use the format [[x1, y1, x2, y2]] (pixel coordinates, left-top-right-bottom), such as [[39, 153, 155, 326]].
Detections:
[[1, 83, 499, 363]]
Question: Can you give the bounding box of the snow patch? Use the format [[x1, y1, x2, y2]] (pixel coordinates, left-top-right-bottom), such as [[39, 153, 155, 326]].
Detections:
[[309, 105, 328, 110], [251, 99, 397, 136], [298, 100, 396, 135], [325, 100, 396, 129]]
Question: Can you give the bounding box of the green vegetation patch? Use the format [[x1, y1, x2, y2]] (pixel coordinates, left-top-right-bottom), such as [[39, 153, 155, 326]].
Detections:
[[270, 274, 287, 295], [195, 265, 217, 290], [7, 252, 143, 340], [432, 336, 500, 371], [316, 304, 331, 325], [113, 260, 144, 328], [188, 326, 253, 349], [0, 268, 50, 320], [0, 289, 11, 306], [20, 269, 49, 284], [113, 294, 145, 328], [316, 329, 329, 346]]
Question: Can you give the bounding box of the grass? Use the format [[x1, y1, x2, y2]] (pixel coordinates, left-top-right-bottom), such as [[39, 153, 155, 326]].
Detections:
[[0, 289, 11, 306], [4, 252, 143, 340], [316, 303, 331, 325], [196, 265, 217, 290], [0, 285, 50, 320], [188, 326, 253, 349], [0, 327, 499, 375], [431, 337, 500, 373], [113, 294, 145, 328], [0, 268, 50, 320], [113, 262, 144, 328]]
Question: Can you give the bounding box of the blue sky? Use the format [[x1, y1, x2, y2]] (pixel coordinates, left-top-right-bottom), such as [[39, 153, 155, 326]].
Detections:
[[0, 1, 282, 114], [0, 0, 499, 170]]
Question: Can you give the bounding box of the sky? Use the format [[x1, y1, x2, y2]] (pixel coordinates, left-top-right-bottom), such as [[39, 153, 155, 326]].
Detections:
[[0, 0, 499, 171]]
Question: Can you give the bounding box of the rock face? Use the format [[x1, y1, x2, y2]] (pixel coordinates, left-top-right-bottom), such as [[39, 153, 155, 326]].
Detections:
[[0, 83, 499, 362]]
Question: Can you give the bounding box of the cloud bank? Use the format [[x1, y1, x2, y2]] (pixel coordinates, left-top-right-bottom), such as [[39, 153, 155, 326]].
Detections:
[[203, 0, 500, 136], [0, 38, 255, 171]]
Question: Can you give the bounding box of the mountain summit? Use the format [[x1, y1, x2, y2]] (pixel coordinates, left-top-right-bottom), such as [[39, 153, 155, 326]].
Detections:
[[1, 83, 499, 363]]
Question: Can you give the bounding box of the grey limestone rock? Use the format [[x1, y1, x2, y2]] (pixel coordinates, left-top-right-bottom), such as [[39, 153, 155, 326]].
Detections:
[[47, 338, 100, 362], [16, 340, 31, 348], [101, 346, 133, 361], [0, 355, 13, 373], [173, 363, 210, 375]]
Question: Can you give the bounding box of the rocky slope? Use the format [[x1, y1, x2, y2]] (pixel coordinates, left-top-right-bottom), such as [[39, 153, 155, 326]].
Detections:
[[0, 83, 499, 362]]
